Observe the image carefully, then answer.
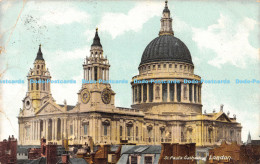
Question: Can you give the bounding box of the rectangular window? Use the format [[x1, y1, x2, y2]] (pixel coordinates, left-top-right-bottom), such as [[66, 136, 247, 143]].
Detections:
[[104, 125, 108, 136], [131, 156, 138, 164], [120, 126, 123, 136], [138, 85, 142, 102], [143, 84, 147, 102], [189, 84, 192, 102], [162, 83, 167, 102], [84, 124, 88, 135], [153, 65, 156, 69], [26, 127, 30, 137], [127, 127, 131, 137], [158, 65, 161, 69], [70, 125, 73, 135], [43, 81, 45, 91], [144, 156, 153, 164], [170, 83, 174, 101], [177, 83, 181, 102], [149, 83, 153, 102], [163, 64, 166, 68], [94, 66, 98, 81], [136, 127, 138, 137], [169, 64, 172, 68]]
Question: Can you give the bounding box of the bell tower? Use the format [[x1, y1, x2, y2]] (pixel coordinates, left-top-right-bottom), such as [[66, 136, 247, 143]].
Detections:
[[23, 45, 52, 114], [78, 28, 115, 111]]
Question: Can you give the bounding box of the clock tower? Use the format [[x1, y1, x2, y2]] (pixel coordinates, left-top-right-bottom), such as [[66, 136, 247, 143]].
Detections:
[[22, 45, 52, 116], [78, 28, 115, 111]]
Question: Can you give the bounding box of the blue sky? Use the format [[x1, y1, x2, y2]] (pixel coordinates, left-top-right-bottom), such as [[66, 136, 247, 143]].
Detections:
[[0, 0, 259, 142]]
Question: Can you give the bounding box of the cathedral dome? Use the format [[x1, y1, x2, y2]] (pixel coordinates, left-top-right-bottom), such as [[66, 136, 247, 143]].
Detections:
[[140, 35, 193, 65]]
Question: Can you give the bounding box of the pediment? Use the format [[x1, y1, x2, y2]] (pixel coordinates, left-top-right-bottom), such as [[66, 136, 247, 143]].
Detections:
[[216, 113, 231, 122], [36, 102, 64, 115]]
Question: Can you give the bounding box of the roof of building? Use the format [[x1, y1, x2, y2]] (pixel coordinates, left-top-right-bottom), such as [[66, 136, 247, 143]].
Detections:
[[35, 45, 44, 61], [58, 104, 75, 111], [57, 158, 88, 164], [28, 157, 46, 164], [140, 35, 193, 65], [118, 145, 161, 164], [17, 145, 41, 154], [91, 28, 102, 47], [121, 145, 161, 154], [251, 140, 260, 145]]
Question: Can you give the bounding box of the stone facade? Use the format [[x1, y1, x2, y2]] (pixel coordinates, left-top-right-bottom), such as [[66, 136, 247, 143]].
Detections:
[[18, 1, 242, 148]]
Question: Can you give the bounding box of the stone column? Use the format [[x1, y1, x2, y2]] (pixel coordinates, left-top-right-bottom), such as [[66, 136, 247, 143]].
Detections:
[[147, 84, 149, 102], [132, 86, 134, 104], [99, 118, 102, 143], [42, 120, 45, 139], [192, 84, 195, 103], [174, 83, 177, 102], [181, 83, 184, 103], [167, 83, 170, 102], [123, 121, 126, 140], [52, 119, 55, 141], [32, 121, 34, 141], [141, 84, 143, 103], [159, 84, 162, 102], [186, 83, 189, 102], [171, 126, 174, 143], [36, 121, 38, 141], [107, 69, 109, 80], [64, 118, 67, 139]]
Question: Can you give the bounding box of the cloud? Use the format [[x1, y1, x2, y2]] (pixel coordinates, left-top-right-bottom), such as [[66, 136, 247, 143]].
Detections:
[[51, 46, 90, 60], [1, 74, 26, 140], [24, 1, 90, 25], [99, 2, 162, 39], [0, 1, 14, 14], [41, 8, 90, 25], [192, 14, 258, 68]]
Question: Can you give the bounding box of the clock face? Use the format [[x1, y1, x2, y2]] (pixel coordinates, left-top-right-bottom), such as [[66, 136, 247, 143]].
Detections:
[[101, 88, 111, 104], [25, 97, 31, 110], [81, 89, 90, 104]]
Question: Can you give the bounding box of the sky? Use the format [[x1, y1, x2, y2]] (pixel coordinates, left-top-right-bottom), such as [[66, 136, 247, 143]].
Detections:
[[0, 0, 259, 142]]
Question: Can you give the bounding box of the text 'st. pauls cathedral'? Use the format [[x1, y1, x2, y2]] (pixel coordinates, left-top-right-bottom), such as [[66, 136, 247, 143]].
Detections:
[[18, 1, 242, 147]]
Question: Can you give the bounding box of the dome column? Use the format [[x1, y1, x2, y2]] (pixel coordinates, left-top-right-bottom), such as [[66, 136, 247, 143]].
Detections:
[[167, 83, 170, 102], [174, 83, 177, 102], [141, 84, 144, 103]]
